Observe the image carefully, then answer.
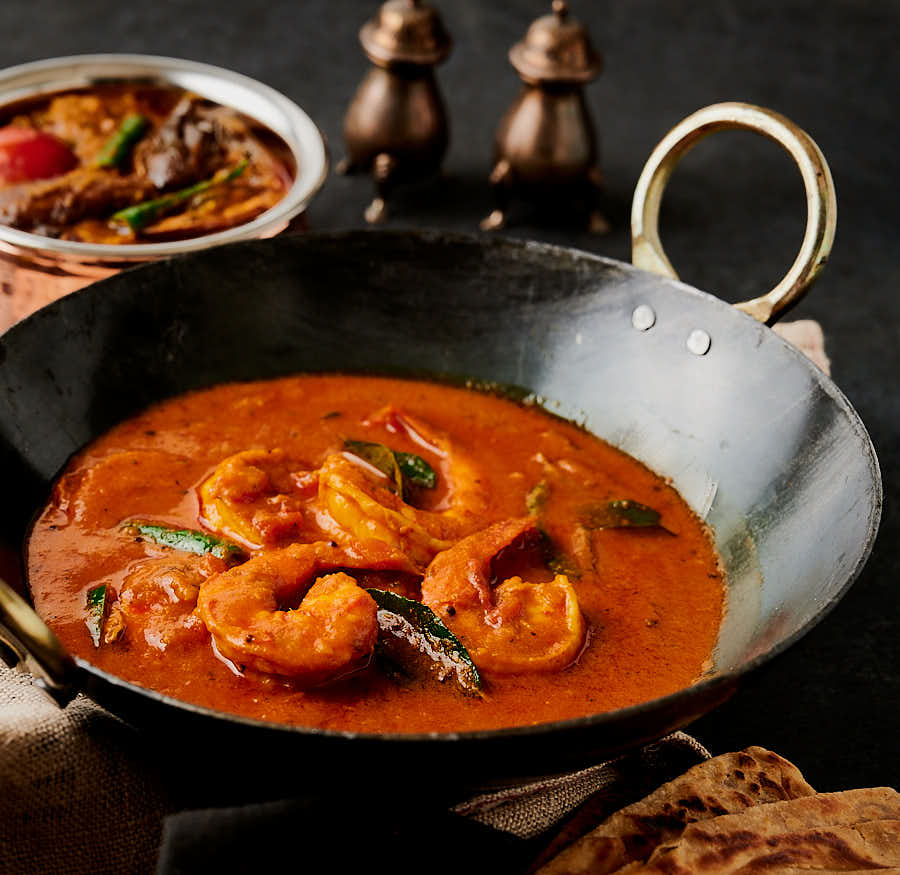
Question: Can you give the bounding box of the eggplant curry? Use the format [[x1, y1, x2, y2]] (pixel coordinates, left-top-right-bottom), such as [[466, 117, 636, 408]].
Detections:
[[0, 85, 292, 242], [27, 375, 725, 733]]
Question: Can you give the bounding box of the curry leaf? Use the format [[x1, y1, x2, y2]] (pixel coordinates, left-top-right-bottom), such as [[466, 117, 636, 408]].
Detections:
[[344, 439, 403, 493], [534, 526, 581, 579], [579, 499, 662, 530], [395, 451, 437, 490], [124, 522, 245, 561], [525, 480, 550, 516], [367, 588, 481, 695], [85, 584, 107, 648], [343, 439, 436, 495], [547, 550, 581, 578]]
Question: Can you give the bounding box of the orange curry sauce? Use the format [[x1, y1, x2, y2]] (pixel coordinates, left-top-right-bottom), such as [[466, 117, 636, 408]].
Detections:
[[27, 375, 725, 733]]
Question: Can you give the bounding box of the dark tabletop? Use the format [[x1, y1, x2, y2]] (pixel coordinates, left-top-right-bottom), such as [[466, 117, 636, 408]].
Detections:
[[3, 0, 897, 795]]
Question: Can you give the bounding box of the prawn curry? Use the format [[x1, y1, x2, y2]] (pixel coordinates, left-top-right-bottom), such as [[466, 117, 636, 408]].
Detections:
[[0, 84, 292, 242], [27, 375, 725, 733]]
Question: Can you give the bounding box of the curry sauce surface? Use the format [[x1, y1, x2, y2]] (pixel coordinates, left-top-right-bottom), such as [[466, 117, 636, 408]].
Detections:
[[27, 375, 724, 733]]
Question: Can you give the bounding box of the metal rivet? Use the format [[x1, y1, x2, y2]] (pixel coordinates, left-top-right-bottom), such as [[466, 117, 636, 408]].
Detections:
[[687, 329, 712, 356], [632, 304, 656, 331]]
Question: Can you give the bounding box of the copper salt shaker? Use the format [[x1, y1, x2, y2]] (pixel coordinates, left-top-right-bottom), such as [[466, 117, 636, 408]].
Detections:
[[338, 0, 452, 223], [481, 0, 609, 234]]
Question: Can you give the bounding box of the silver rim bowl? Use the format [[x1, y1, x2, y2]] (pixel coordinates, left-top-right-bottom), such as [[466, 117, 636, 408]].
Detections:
[[0, 53, 329, 263]]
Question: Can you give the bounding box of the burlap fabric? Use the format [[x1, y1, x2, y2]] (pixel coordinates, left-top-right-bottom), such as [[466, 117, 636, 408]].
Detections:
[[0, 665, 172, 874], [454, 731, 710, 840]]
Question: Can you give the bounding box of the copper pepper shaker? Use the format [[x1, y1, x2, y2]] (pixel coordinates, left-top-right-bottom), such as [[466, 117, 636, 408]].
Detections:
[[481, 0, 610, 234], [338, 0, 452, 223]]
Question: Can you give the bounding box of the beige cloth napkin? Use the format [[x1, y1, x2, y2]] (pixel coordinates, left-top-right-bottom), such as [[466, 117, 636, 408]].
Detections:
[[0, 321, 829, 873], [0, 665, 172, 874], [454, 731, 710, 841]]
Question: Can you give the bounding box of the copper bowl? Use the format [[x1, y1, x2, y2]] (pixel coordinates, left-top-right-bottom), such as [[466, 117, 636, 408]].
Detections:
[[0, 54, 328, 330]]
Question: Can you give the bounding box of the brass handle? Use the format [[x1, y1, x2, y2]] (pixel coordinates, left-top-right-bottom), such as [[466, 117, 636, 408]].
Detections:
[[0, 576, 76, 706], [630, 102, 836, 325]]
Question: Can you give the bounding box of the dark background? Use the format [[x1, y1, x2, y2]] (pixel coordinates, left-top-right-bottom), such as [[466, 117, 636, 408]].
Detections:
[[3, 0, 898, 793]]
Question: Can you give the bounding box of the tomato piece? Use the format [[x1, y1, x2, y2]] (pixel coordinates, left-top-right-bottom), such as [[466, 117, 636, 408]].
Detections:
[[0, 126, 78, 184]]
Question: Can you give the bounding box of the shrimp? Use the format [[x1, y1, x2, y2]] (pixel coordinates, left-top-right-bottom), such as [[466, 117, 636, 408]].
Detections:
[[198, 448, 318, 548], [196, 539, 418, 684], [317, 406, 488, 568], [316, 453, 454, 568], [118, 554, 226, 650], [421, 517, 586, 674]]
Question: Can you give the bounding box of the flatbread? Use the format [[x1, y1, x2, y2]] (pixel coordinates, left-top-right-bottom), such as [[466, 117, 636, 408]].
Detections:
[[654, 786, 900, 836], [537, 746, 816, 875], [758, 869, 900, 874], [631, 797, 900, 872]]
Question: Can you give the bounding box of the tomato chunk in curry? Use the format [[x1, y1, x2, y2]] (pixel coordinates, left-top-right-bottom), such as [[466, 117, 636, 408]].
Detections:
[[27, 375, 725, 734]]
